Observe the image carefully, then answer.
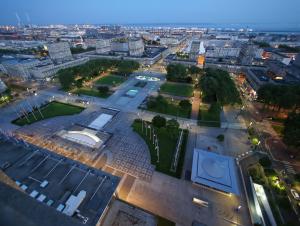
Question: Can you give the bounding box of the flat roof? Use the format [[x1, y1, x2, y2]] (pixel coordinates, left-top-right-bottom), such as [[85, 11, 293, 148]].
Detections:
[[191, 148, 239, 195], [88, 113, 113, 130], [0, 139, 120, 226], [0, 181, 85, 226]]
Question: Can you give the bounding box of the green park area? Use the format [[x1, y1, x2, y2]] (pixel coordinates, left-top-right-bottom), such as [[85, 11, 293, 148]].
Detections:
[[12, 101, 84, 126], [57, 59, 139, 98], [160, 82, 194, 97], [132, 117, 188, 178], [95, 74, 127, 87], [196, 68, 241, 127], [198, 102, 221, 127], [146, 95, 192, 118]]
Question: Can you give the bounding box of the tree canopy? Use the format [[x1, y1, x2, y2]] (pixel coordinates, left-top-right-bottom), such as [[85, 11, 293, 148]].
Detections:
[[283, 113, 300, 149], [166, 64, 188, 82], [179, 99, 192, 109], [257, 84, 300, 112], [57, 59, 139, 90], [152, 115, 167, 128], [166, 64, 203, 83], [199, 68, 241, 105]]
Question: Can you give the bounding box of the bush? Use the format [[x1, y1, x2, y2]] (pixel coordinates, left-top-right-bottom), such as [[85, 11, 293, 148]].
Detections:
[[249, 167, 265, 185], [147, 99, 157, 109], [216, 134, 224, 142], [264, 168, 276, 177], [179, 100, 191, 109], [248, 127, 255, 136], [152, 115, 166, 128], [97, 86, 109, 95], [259, 156, 272, 168]]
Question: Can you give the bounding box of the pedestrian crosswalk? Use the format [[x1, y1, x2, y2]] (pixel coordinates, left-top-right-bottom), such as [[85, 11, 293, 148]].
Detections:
[[236, 150, 253, 161], [283, 161, 296, 174]]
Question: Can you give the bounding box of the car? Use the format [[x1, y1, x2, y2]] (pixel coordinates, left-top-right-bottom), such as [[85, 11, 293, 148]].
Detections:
[[290, 189, 300, 200]]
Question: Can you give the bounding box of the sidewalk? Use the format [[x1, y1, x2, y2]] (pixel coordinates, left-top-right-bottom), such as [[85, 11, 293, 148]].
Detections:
[[190, 90, 200, 120]]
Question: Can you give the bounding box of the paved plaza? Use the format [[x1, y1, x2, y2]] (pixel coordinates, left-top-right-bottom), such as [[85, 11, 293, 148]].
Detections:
[[120, 171, 251, 226], [101, 112, 155, 181], [102, 200, 157, 226], [0, 72, 254, 226]]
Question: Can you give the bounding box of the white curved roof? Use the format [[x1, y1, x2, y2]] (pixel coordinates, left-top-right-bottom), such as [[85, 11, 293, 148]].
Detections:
[[61, 130, 102, 148]]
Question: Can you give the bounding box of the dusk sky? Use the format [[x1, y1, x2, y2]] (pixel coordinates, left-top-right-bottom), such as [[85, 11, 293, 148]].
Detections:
[[1, 0, 300, 27]]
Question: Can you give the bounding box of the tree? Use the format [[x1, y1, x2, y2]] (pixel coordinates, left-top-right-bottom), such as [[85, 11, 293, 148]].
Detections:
[[97, 86, 109, 95], [199, 68, 241, 105], [152, 115, 166, 128], [58, 70, 75, 90], [283, 113, 300, 149], [166, 64, 188, 82], [259, 156, 272, 168], [189, 65, 202, 75], [179, 99, 191, 109], [257, 84, 300, 112], [117, 60, 140, 76], [75, 78, 84, 88], [147, 99, 157, 109], [216, 134, 224, 142]]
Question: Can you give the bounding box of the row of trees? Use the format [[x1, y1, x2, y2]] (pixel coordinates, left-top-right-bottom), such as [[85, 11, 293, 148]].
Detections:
[[58, 59, 139, 90], [257, 84, 300, 112], [70, 46, 96, 54], [147, 95, 191, 110], [283, 113, 300, 149], [199, 68, 241, 105], [166, 64, 203, 83]]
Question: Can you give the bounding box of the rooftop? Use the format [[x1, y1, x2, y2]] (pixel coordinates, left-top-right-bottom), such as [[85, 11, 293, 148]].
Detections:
[[191, 148, 239, 195], [0, 139, 120, 226]]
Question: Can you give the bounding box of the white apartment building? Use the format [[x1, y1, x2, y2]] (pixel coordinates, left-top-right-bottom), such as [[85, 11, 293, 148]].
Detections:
[[95, 39, 111, 54], [46, 42, 73, 63]]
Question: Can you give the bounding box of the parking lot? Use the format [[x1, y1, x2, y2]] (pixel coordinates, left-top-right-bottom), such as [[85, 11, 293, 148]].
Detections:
[[0, 139, 120, 226]]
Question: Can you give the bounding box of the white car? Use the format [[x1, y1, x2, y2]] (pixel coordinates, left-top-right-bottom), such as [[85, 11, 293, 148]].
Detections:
[[291, 189, 300, 200]]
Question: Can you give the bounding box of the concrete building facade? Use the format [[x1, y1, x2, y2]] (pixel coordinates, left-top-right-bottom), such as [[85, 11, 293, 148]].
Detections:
[[95, 39, 111, 54], [46, 42, 73, 64]]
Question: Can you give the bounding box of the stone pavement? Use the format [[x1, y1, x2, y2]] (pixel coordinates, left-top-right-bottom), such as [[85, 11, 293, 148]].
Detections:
[[120, 172, 251, 226], [191, 90, 200, 120]]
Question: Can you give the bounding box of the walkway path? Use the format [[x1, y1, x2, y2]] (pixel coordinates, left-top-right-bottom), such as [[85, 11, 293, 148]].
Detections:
[[191, 90, 200, 120]]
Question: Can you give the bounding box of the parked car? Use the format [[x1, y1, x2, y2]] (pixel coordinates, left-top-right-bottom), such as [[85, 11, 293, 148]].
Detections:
[[291, 189, 300, 200]]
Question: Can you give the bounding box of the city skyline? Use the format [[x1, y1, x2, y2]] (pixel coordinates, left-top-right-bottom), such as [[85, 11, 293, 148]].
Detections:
[[1, 0, 300, 29], [0, 1, 300, 226]]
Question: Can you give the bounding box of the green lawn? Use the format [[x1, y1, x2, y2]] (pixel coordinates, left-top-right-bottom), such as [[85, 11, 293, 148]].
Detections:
[[147, 97, 191, 118], [73, 88, 111, 98], [198, 103, 221, 127], [160, 82, 194, 97], [12, 101, 84, 126], [95, 74, 127, 87], [132, 120, 188, 178]]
